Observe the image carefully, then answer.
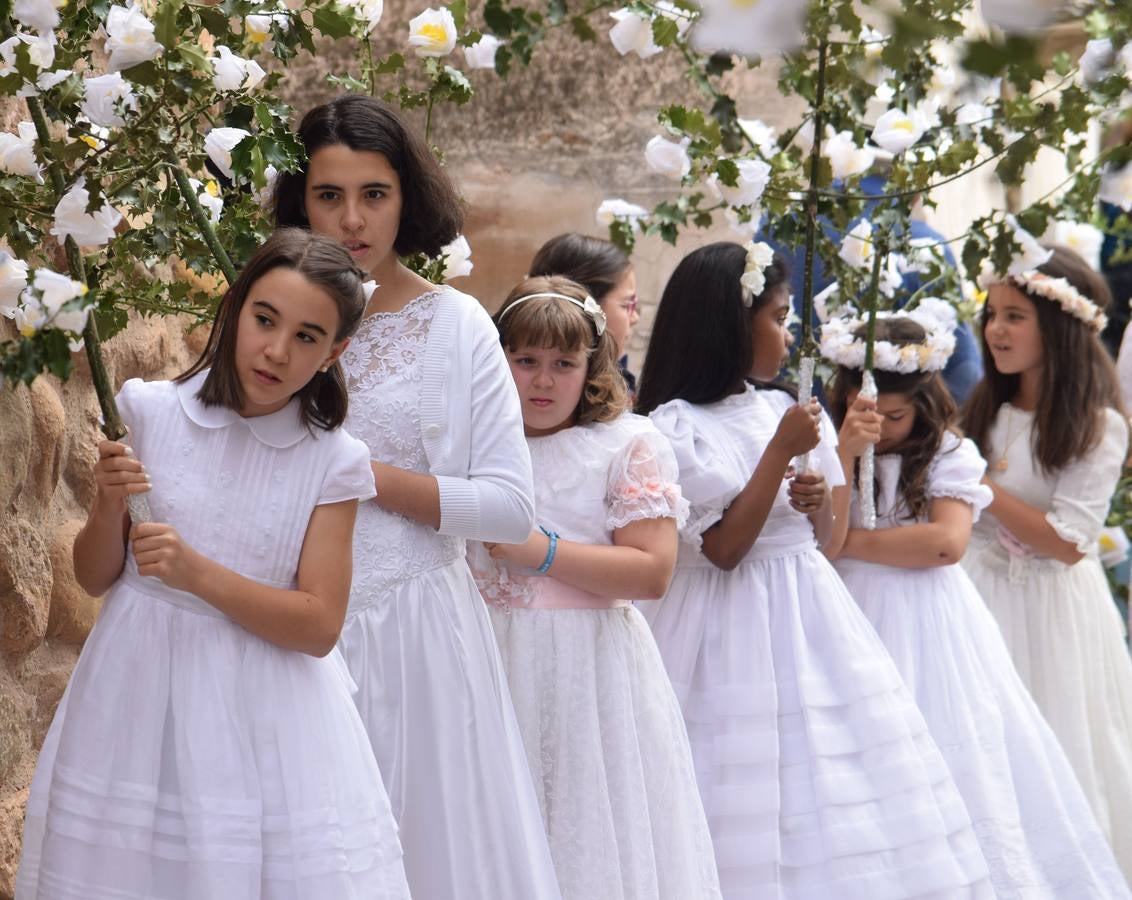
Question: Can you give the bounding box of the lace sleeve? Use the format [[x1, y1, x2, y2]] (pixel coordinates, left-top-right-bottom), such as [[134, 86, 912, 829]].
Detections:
[[605, 429, 689, 531], [1046, 408, 1129, 552], [926, 434, 993, 520]]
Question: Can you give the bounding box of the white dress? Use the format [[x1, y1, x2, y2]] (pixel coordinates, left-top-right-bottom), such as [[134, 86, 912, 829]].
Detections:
[[338, 289, 560, 900], [963, 403, 1132, 880], [16, 372, 410, 900], [836, 433, 1129, 898], [643, 384, 993, 900], [470, 414, 722, 900]]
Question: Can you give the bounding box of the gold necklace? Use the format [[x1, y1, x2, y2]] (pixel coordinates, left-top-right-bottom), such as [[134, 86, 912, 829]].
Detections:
[[994, 405, 1026, 472]]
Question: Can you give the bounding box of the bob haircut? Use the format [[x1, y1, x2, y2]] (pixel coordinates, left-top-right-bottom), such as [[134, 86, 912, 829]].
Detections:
[[827, 317, 960, 520], [528, 233, 631, 304], [176, 228, 368, 431], [494, 275, 628, 426], [636, 241, 790, 415], [961, 244, 1126, 473], [272, 94, 463, 258]]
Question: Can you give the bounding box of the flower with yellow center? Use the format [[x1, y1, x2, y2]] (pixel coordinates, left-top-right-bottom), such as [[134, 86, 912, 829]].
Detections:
[[407, 7, 457, 58]]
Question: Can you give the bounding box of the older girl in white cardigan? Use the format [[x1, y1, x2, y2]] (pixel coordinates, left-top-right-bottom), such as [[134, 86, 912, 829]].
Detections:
[[273, 95, 560, 900]]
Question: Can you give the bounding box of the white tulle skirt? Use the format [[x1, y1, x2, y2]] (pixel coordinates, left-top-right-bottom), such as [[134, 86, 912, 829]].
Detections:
[[838, 556, 1130, 898], [489, 603, 722, 900], [16, 573, 410, 900], [641, 538, 993, 900], [963, 536, 1132, 884], [337, 557, 561, 900]]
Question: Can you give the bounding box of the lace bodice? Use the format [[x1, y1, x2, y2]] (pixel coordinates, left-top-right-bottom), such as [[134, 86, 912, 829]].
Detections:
[[342, 292, 464, 605]]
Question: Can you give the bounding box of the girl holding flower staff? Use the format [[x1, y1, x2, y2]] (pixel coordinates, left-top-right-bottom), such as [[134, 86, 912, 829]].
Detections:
[[961, 245, 1132, 878]]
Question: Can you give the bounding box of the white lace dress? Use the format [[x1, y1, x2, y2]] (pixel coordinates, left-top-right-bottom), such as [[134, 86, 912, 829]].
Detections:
[[835, 433, 1129, 898], [338, 290, 560, 900], [643, 385, 993, 900], [470, 414, 721, 900], [963, 403, 1132, 881], [17, 372, 410, 900]]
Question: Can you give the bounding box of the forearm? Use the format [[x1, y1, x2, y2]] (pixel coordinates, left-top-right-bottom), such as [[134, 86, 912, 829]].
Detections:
[[73, 502, 129, 596], [842, 522, 968, 568], [701, 443, 792, 570], [823, 482, 852, 558], [986, 484, 1084, 564], [370, 460, 441, 530], [545, 540, 675, 600], [185, 555, 346, 656]]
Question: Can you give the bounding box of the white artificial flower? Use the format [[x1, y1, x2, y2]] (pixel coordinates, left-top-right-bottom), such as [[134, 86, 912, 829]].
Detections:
[[794, 120, 815, 155], [813, 281, 838, 323], [252, 164, 279, 209], [691, 0, 804, 58], [463, 34, 504, 69], [1079, 38, 1114, 85], [926, 40, 960, 105], [860, 25, 885, 60], [1005, 215, 1053, 275], [204, 126, 252, 179], [908, 296, 958, 332], [737, 118, 778, 158], [1042, 220, 1104, 271], [1100, 164, 1132, 212], [645, 135, 691, 180], [956, 102, 991, 125], [32, 268, 86, 314], [190, 178, 224, 225], [0, 253, 30, 314], [596, 198, 648, 231], [871, 107, 928, 155], [739, 241, 775, 299], [1098, 525, 1130, 568], [210, 45, 265, 92], [407, 8, 457, 58], [244, 12, 289, 51], [608, 8, 660, 59], [865, 79, 896, 123], [839, 219, 874, 270], [715, 158, 771, 208], [35, 68, 71, 90], [1, 32, 57, 91], [878, 254, 904, 298], [81, 72, 136, 128], [979, 0, 1070, 34], [13, 294, 46, 336], [50, 179, 123, 248], [0, 122, 42, 181], [24, 30, 55, 68], [824, 130, 875, 179], [440, 235, 473, 280], [14, 0, 65, 33], [104, 3, 163, 72], [343, 0, 384, 33]]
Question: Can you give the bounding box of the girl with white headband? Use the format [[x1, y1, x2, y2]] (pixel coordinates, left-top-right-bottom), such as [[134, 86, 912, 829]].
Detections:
[[636, 241, 992, 898], [472, 275, 721, 900], [961, 244, 1132, 879], [823, 309, 1129, 896]]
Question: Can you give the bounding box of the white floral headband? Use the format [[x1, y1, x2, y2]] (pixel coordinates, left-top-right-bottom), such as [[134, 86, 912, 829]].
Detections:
[[740, 241, 775, 307], [976, 269, 1108, 333], [497, 291, 607, 338], [820, 298, 958, 373]]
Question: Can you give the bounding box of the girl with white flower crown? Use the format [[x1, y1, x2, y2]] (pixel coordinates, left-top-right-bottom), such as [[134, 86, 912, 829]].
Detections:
[[961, 244, 1132, 879], [470, 275, 721, 900], [16, 229, 411, 899], [272, 95, 560, 900], [824, 310, 1130, 897], [635, 241, 993, 899]]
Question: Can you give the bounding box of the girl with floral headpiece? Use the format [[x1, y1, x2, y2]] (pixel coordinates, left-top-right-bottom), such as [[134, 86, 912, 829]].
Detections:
[[470, 275, 721, 900], [960, 244, 1132, 878], [635, 241, 993, 898], [824, 310, 1129, 896]]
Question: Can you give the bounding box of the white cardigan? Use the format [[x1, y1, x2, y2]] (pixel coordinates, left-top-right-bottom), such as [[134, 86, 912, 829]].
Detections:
[[415, 285, 536, 543]]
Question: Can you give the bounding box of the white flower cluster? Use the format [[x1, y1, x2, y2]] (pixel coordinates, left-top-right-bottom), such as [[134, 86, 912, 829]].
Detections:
[[977, 269, 1109, 333], [739, 241, 775, 306], [820, 299, 957, 374], [608, 3, 691, 59], [440, 235, 473, 280], [596, 198, 648, 232], [1, 254, 91, 344]]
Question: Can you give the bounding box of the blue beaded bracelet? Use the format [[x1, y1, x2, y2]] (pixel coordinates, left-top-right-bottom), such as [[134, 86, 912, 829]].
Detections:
[[537, 525, 559, 574]]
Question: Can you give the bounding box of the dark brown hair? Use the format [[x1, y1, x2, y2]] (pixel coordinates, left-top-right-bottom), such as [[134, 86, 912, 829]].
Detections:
[[828, 318, 960, 520], [273, 95, 462, 257], [636, 242, 791, 415], [961, 244, 1126, 473], [177, 228, 367, 431], [529, 233, 631, 304], [494, 275, 628, 426]]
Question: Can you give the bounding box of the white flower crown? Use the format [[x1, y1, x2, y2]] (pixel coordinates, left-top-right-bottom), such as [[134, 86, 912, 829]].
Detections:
[[820, 298, 957, 373], [976, 269, 1108, 333], [497, 291, 607, 337], [739, 241, 775, 307]]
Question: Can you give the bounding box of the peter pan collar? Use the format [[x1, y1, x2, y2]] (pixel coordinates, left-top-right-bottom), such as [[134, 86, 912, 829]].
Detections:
[[175, 369, 310, 449]]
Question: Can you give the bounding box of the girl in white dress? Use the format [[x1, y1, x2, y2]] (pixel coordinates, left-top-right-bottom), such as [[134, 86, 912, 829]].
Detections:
[[961, 245, 1132, 878], [824, 310, 1129, 898], [469, 276, 721, 900], [273, 95, 560, 900], [635, 241, 993, 899], [16, 230, 410, 899]]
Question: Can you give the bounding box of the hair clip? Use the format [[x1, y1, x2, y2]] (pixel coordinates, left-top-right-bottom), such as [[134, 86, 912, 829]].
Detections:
[[740, 241, 775, 307]]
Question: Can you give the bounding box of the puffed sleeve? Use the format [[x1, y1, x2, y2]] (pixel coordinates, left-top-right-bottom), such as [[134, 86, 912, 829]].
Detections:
[[604, 424, 689, 531], [926, 433, 993, 520], [1046, 408, 1129, 552], [813, 407, 846, 488], [649, 401, 742, 547], [317, 431, 378, 506], [114, 377, 146, 438]]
